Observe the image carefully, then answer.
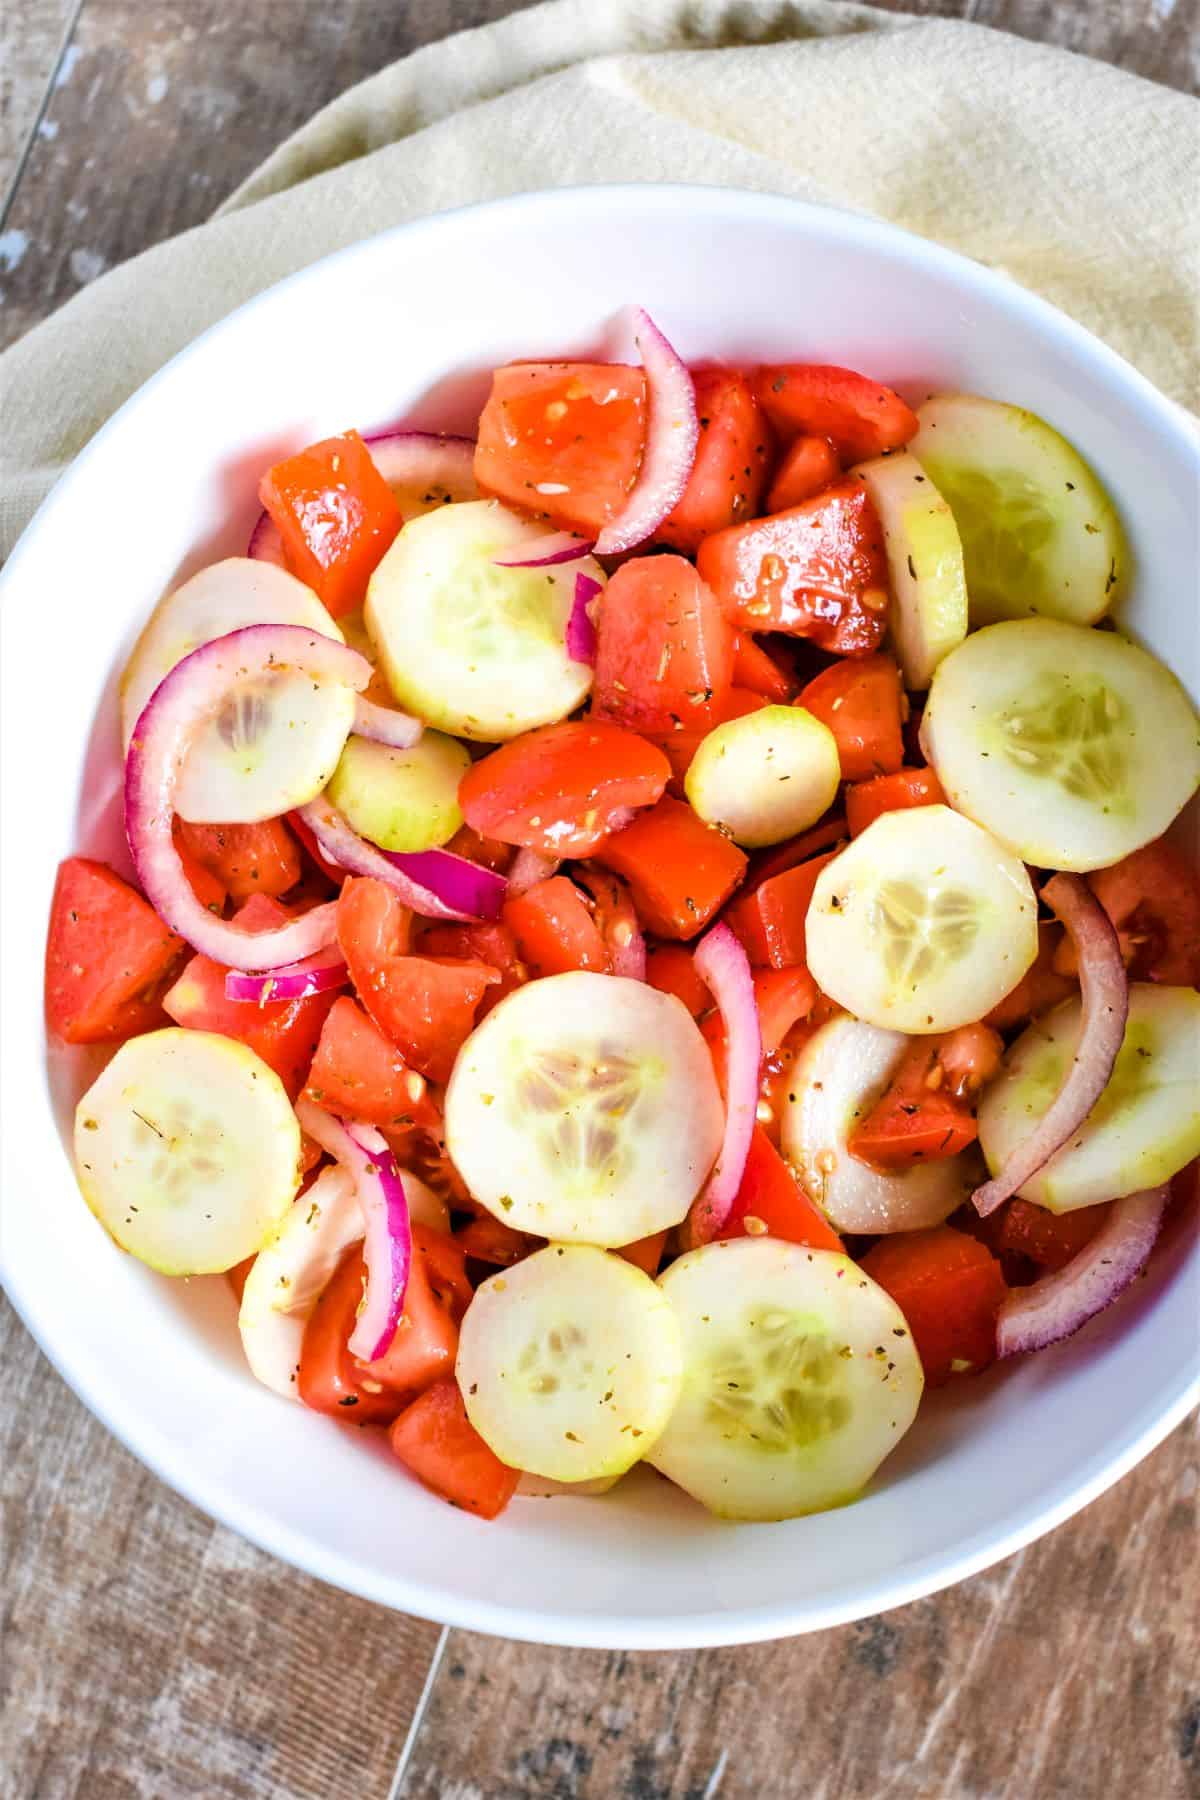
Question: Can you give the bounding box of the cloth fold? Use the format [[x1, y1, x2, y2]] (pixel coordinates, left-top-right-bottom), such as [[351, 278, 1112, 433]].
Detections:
[[2, 0, 1196, 558]]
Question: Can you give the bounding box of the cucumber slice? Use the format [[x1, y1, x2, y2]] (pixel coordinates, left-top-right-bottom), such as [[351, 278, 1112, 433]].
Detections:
[[238, 1165, 361, 1399], [74, 1028, 301, 1275], [326, 730, 469, 852], [457, 1244, 684, 1481], [444, 971, 723, 1245], [516, 1472, 622, 1498], [850, 452, 967, 690], [121, 558, 356, 825], [781, 1015, 975, 1232], [909, 394, 1126, 627], [684, 704, 840, 848], [646, 1239, 924, 1521], [365, 500, 599, 741], [921, 619, 1200, 872], [978, 983, 1200, 1212], [805, 806, 1038, 1034]]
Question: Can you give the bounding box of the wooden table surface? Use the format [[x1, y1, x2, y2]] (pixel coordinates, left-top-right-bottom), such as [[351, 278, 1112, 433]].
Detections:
[[1, 3, 1197, 1795]]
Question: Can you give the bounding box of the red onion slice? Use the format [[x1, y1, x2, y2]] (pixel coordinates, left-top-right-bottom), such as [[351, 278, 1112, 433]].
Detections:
[[363, 429, 477, 505], [352, 696, 423, 749], [247, 511, 287, 567], [381, 846, 506, 922], [687, 922, 762, 1245], [225, 943, 349, 1004], [296, 1101, 412, 1360], [507, 848, 561, 895], [974, 874, 1129, 1217], [566, 572, 602, 666], [126, 624, 369, 969], [295, 795, 480, 923], [592, 308, 699, 557], [996, 1185, 1167, 1357], [493, 531, 595, 569]]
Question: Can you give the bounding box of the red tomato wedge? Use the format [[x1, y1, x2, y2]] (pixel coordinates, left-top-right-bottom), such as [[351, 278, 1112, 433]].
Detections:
[[336, 877, 496, 1083], [753, 966, 817, 1055], [731, 633, 795, 702], [474, 361, 646, 538], [455, 1216, 539, 1267], [1085, 838, 1200, 987], [593, 553, 735, 737], [443, 824, 516, 877], [846, 766, 946, 836], [753, 364, 918, 462], [847, 1038, 980, 1170], [765, 434, 841, 512], [174, 816, 301, 901], [593, 796, 748, 940], [163, 895, 338, 1097], [994, 1198, 1110, 1272], [302, 995, 441, 1130], [417, 920, 527, 1011], [860, 1227, 1007, 1387], [503, 876, 610, 976], [616, 1230, 669, 1277], [388, 1377, 521, 1520], [259, 430, 402, 618], [45, 857, 185, 1044], [654, 369, 771, 554], [724, 849, 839, 969], [171, 824, 228, 913], [798, 653, 905, 783], [696, 482, 890, 656], [458, 720, 670, 858], [653, 687, 768, 790], [745, 814, 849, 891], [720, 1127, 843, 1251], [298, 1247, 403, 1424], [984, 921, 1075, 1031], [645, 943, 711, 1019]]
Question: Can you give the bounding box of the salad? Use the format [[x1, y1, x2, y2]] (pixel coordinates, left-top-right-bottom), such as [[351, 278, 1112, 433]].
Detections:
[[47, 310, 1200, 1524]]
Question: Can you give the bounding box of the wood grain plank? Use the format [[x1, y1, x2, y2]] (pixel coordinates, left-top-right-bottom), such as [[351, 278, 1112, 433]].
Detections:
[[0, 1295, 443, 1800], [397, 1417, 1199, 1800], [0, 0, 78, 209]]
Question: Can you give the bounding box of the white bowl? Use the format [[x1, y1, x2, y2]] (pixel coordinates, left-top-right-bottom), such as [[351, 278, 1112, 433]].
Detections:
[[2, 186, 1197, 1650]]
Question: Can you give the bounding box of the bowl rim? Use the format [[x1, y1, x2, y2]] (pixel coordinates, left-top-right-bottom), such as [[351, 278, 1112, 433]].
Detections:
[[3, 181, 1198, 1650]]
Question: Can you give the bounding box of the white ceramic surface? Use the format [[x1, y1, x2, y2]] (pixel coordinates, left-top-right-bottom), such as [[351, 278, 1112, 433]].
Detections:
[[2, 186, 1197, 1650]]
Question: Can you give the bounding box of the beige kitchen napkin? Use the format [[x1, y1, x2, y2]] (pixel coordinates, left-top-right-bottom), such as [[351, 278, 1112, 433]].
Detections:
[[2, 0, 1196, 558]]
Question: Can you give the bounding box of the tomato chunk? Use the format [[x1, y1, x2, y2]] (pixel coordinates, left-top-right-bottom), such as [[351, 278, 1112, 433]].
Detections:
[[720, 1127, 843, 1251], [593, 796, 747, 940], [174, 817, 301, 901], [388, 1377, 520, 1519], [753, 966, 817, 1055], [1085, 838, 1200, 987], [302, 995, 440, 1129], [260, 430, 402, 618], [765, 434, 841, 512], [645, 943, 711, 1019], [459, 720, 669, 858], [848, 1038, 981, 1170], [654, 369, 771, 553], [455, 1216, 539, 1267], [724, 849, 839, 969], [731, 633, 795, 702], [298, 1247, 402, 1424], [592, 552, 734, 738], [745, 815, 848, 891], [860, 1227, 1007, 1386], [652, 687, 768, 790], [984, 921, 1075, 1031], [45, 857, 184, 1044], [474, 361, 646, 537], [444, 823, 516, 876], [163, 895, 338, 1096], [336, 877, 496, 1083], [753, 364, 918, 462], [696, 483, 889, 656], [616, 1230, 668, 1277], [995, 1198, 1109, 1272], [798, 653, 905, 783], [503, 876, 609, 976], [417, 920, 526, 1011], [846, 766, 946, 836]]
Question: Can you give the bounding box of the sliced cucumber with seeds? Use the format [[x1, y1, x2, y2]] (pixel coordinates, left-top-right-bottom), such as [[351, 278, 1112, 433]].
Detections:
[[647, 1239, 924, 1521], [805, 806, 1038, 1034], [120, 558, 356, 825], [365, 499, 599, 740], [978, 984, 1200, 1212], [457, 1245, 683, 1481], [74, 1029, 301, 1275], [444, 971, 723, 1245], [921, 619, 1200, 872], [781, 1015, 976, 1233], [327, 730, 469, 852], [910, 394, 1126, 627], [850, 452, 967, 690], [684, 704, 840, 848]]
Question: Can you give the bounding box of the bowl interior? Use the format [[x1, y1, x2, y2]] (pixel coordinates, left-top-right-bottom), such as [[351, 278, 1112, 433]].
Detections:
[[2, 186, 1197, 1648]]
